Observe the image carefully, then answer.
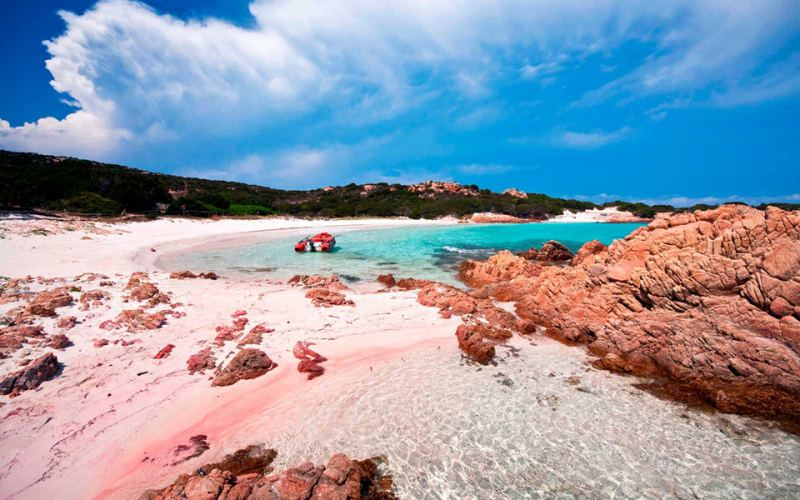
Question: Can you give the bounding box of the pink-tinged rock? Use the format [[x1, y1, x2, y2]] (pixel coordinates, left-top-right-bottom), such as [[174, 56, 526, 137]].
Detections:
[[48, 334, 71, 349], [0, 325, 45, 355], [292, 341, 327, 362], [212, 348, 274, 387], [0, 353, 59, 396], [519, 240, 573, 262], [94, 339, 109, 348], [231, 310, 247, 317], [56, 316, 77, 329], [297, 359, 325, 379], [238, 324, 273, 346], [305, 288, 354, 307], [377, 274, 396, 287], [154, 344, 176, 359], [187, 348, 216, 374]]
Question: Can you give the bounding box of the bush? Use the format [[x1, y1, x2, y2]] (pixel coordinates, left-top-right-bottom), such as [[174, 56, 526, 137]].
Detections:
[[51, 191, 122, 216], [228, 204, 275, 215]]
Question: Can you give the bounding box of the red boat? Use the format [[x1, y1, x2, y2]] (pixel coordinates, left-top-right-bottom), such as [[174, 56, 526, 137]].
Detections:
[[294, 232, 336, 252]]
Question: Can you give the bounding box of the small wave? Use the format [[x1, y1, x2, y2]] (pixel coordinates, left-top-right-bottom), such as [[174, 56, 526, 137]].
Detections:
[[442, 245, 487, 254]]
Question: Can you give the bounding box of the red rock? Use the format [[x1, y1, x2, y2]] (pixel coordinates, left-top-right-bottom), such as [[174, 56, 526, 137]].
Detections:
[[376, 274, 396, 287], [305, 287, 354, 307], [0, 353, 59, 396], [79, 289, 109, 309], [458, 250, 541, 288], [232, 317, 249, 330], [154, 344, 176, 359], [199, 272, 219, 280], [297, 359, 325, 379], [0, 324, 45, 354], [48, 334, 71, 349], [465, 205, 800, 421], [292, 341, 327, 362], [94, 338, 109, 348], [238, 324, 273, 346], [455, 324, 496, 364], [111, 309, 168, 332], [56, 316, 77, 329], [470, 213, 532, 223], [520, 240, 573, 262], [212, 348, 274, 387], [187, 348, 216, 374], [170, 270, 198, 279]]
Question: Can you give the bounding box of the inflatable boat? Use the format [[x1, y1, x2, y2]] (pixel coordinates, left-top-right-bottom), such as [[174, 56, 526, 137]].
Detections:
[[294, 232, 336, 252]]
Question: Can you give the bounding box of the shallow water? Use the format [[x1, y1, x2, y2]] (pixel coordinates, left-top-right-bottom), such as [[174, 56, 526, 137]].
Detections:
[[165, 222, 643, 284], [247, 338, 800, 499]]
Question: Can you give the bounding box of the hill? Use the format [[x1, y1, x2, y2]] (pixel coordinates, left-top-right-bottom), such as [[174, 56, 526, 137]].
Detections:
[[1, 150, 794, 219]]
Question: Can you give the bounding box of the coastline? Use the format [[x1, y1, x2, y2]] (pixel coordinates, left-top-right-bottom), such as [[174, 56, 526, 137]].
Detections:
[[0, 215, 460, 498]]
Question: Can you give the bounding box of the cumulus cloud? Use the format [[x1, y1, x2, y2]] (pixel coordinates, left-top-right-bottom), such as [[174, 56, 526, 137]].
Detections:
[[0, 0, 798, 176]]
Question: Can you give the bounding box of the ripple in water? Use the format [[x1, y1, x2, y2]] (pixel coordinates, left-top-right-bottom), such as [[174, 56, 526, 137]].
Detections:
[[236, 338, 800, 499]]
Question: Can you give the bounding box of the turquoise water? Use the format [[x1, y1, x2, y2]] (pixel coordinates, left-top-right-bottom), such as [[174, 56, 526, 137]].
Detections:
[[166, 223, 643, 285]]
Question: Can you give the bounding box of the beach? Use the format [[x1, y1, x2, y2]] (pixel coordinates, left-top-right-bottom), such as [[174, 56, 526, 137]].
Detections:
[[0, 215, 461, 498], [1, 211, 799, 499]]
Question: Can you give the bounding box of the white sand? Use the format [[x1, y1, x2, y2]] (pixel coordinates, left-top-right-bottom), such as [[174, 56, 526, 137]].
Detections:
[[0, 215, 460, 499], [544, 207, 643, 223]]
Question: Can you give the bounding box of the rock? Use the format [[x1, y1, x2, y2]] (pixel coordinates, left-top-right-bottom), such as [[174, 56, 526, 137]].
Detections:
[[502, 188, 528, 199], [288, 274, 347, 289], [56, 316, 77, 329], [154, 344, 175, 359], [305, 288, 354, 307], [231, 310, 247, 317], [293, 341, 327, 379], [520, 240, 573, 262], [470, 213, 533, 224], [212, 348, 275, 387], [459, 250, 541, 288], [377, 274, 396, 287], [79, 289, 109, 309], [467, 205, 800, 421], [102, 309, 167, 332], [127, 282, 171, 307], [238, 324, 273, 346], [0, 353, 59, 396], [187, 348, 216, 374], [455, 324, 496, 364], [48, 334, 71, 349], [0, 325, 45, 355], [93, 338, 109, 348], [170, 270, 197, 279], [21, 287, 74, 318]]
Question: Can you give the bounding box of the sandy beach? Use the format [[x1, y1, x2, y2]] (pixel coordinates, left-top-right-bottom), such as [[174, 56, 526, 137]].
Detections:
[[0, 215, 460, 498]]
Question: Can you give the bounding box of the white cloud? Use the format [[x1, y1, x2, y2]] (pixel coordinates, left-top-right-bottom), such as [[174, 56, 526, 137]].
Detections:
[[0, 0, 798, 162], [549, 126, 632, 150], [567, 193, 800, 207]]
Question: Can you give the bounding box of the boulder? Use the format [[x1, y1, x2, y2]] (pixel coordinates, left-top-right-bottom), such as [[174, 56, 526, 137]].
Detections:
[[0, 352, 59, 396], [187, 348, 217, 374], [212, 348, 274, 387], [305, 288, 354, 307], [154, 344, 175, 359], [520, 240, 573, 262], [377, 274, 396, 287]]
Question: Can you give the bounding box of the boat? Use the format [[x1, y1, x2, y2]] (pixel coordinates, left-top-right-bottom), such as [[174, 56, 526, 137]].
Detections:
[[294, 232, 336, 252]]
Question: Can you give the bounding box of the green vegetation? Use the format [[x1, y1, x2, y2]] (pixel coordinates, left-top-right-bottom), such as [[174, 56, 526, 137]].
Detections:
[[0, 150, 793, 219]]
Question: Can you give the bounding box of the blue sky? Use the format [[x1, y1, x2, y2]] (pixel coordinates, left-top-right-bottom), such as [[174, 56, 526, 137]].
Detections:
[[2, 1, 800, 206]]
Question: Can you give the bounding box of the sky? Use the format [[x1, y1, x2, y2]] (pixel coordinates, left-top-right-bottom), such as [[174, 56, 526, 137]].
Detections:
[[1, 0, 800, 206]]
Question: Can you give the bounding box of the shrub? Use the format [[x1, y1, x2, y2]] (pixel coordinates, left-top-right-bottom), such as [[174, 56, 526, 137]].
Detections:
[[51, 191, 122, 216]]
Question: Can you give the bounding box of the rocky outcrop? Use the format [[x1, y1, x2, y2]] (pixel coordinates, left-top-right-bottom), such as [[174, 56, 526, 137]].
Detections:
[[463, 205, 800, 421], [48, 334, 71, 349], [407, 281, 532, 364], [141, 448, 393, 500], [458, 250, 541, 288], [212, 348, 275, 387], [470, 213, 533, 224], [502, 188, 528, 199], [519, 240, 573, 262], [0, 353, 59, 396], [238, 324, 273, 346]]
